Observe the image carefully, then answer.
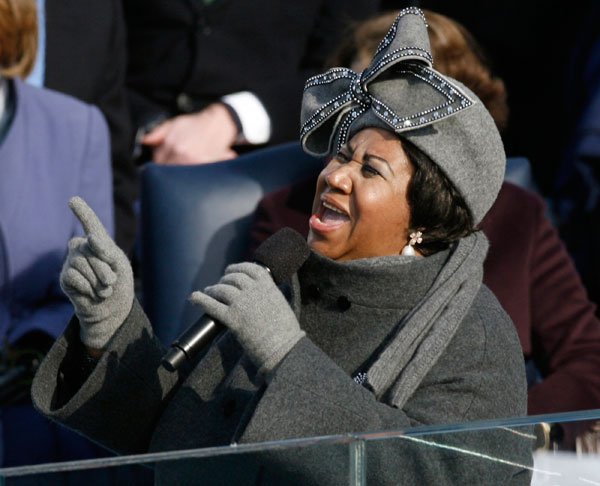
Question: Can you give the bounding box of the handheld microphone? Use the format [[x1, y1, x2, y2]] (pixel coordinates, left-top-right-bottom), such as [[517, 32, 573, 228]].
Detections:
[[161, 227, 310, 371]]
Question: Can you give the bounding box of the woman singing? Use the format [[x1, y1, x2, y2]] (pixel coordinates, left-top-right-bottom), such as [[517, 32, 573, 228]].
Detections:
[[33, 8, 532, 484]]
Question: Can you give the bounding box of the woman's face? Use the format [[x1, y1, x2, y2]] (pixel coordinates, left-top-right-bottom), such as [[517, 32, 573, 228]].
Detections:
[[308, 128, 414, 261]]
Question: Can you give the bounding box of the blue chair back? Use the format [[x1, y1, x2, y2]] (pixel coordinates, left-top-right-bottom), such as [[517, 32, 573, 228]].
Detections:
[[140, 142, 323, 344]]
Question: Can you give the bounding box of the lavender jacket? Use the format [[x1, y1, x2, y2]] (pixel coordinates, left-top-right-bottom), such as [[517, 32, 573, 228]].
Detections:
[[0, 78, 113, 344]]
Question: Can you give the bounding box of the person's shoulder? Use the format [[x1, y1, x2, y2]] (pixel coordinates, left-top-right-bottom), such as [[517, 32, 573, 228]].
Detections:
[[18, 78, 88, 112], [473, 282, 510, 312], [499, 181, 544, 206], [471, 284, 512, 327], [13, 79, 109, 168], [445, 284, 520, 361], [16, 79, 107, 150], [468, 284, 523, 357], [451, 283, 521, 357], [459, 284, 528, 415], [485, 181, 545, 222], [480, 181, 547, 253], [422, 282, 527, 420], [16, 78, 105, 129]]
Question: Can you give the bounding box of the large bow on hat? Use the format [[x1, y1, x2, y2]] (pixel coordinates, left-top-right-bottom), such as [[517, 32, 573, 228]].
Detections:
[[299, 7, 507, 226], [300, 7, 475, 157]]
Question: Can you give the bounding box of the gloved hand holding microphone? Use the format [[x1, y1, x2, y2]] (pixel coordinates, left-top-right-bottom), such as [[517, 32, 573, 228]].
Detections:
[[60, 197, 134, 354], [189, 262, 306, 375]]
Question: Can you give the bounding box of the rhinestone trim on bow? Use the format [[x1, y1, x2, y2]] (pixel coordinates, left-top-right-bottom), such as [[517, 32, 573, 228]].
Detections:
[[300, 7, 475, 156]]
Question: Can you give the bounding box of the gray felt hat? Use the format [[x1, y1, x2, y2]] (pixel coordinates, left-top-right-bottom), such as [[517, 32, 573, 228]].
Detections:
[[299, 7, 505, 225]]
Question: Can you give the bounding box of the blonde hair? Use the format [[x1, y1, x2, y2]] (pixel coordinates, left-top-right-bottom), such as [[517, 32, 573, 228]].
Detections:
[[328, 9, 509, 132], [0, 0, 38, 79]]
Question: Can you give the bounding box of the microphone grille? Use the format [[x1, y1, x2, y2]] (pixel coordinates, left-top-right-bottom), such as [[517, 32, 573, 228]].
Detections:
[[253, 228, 310, 285]]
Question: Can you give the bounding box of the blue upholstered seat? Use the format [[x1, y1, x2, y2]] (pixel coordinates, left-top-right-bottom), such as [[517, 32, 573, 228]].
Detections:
[[140, 142, 323, 344]]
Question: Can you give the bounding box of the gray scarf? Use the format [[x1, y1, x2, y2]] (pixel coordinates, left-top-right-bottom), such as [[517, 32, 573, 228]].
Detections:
[[366, 231, 489, 408]]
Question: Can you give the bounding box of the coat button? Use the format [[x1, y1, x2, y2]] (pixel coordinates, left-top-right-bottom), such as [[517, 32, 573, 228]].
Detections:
[[337, 296, 351, 311], [307, 284, 321, 298]]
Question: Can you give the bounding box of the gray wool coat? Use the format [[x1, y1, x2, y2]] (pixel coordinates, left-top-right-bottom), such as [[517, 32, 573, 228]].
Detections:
[[32, 250, 532, 485]]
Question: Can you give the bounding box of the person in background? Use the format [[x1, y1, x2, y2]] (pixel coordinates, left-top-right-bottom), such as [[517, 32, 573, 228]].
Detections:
[[0, 0, 114, 467], [248, 9, 600, 425], [123, 0, 381, 165], [27, 0, 138, 254], [554, 2, 600, 314], [33, 9, 531, 484], [412, 0, 594, 197]]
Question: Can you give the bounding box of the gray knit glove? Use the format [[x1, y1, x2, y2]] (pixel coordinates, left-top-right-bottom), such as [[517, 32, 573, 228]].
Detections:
[[59, 197, 134, 349], [189, 262, 305, 374]]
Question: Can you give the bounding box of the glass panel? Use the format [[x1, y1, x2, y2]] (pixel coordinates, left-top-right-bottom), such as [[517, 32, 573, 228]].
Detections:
[[0, 439, 353, 486], [0, 464, 153, 486], [0, 410, 598, 485], [360, 409, 600, 485], [363, 423, 537, 484]]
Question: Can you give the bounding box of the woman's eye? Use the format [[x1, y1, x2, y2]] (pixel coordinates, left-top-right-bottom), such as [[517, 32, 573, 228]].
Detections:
[[336, 151, 351, 162], [361, 164, 380, 176]]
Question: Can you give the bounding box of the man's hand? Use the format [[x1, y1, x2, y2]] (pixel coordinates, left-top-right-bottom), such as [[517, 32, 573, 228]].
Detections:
[[142, 103, 239, 165]]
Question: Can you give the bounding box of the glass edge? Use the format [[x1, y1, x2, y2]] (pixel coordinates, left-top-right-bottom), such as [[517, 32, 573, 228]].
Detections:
[[1, 409, 599, 477]]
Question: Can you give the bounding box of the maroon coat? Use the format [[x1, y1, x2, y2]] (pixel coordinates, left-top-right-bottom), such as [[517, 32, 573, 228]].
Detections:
[[248, 178, 600, 415]]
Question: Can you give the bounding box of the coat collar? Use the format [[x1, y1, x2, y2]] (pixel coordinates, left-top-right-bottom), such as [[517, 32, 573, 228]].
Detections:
[[294, 249, 450, 310]]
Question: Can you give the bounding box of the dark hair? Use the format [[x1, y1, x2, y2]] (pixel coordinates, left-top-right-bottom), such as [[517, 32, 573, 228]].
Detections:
[[402, 139, 475, 256]]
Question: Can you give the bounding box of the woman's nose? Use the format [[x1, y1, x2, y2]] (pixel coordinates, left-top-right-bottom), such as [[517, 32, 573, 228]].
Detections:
[[326, 166, 352, 193]]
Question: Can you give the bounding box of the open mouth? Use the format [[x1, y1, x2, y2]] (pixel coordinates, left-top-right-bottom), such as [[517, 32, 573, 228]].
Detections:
[[309, 199, 351, 232]]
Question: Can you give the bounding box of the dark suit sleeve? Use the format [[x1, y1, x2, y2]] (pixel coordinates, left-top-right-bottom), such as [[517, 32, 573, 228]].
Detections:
[[45, 0, 138, 253], [252, 0, 381, 143], [95, 0, 139, 253], [76, 105, 115, 238]]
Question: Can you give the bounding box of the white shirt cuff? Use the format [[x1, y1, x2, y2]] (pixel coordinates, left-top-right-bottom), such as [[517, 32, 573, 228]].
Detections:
[[221, 91, 271, 145]]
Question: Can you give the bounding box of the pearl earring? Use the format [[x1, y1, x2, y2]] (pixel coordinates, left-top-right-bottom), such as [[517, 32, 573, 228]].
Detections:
[[401, 231, 423, 256]]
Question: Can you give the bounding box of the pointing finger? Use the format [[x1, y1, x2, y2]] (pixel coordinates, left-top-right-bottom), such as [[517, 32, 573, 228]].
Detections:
[[87, 234, 122, 267], [69, 197, 110, 240]]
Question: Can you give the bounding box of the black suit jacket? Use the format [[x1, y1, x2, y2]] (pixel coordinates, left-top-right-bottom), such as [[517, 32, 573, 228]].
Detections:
[[123, 0, 381, 144], [44, 0, 138, 252]]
